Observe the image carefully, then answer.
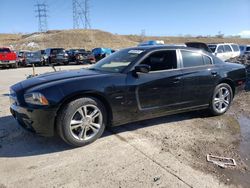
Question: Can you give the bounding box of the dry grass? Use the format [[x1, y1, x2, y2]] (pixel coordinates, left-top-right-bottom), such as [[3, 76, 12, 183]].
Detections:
[[1, 29, 250, 51]]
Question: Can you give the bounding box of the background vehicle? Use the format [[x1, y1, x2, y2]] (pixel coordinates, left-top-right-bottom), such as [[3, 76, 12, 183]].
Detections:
[[39, 50, 46, 65], [86, 52, 96, 64], [44, 48, 69, 65], [138, 40, 165, 46], [10, 46, 246, 147], [0, 47, 17, 68], [67, 49, 86, 63], [17, 50, 29, 66], [240, 45, 250, 56], [208, 43, 240, 61], [24, 51, 43, 66], [92, 48, 113, 61]]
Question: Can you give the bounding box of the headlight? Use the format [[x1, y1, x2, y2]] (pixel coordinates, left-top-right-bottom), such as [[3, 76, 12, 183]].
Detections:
[[24, 92, 49, 106]]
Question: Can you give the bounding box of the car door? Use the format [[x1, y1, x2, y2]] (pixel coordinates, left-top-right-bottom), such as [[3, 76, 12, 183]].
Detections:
[[223, 45, 233, 60], [215, 45, 226, 61], [179, 50, 219, 107], [126, 50, 183, 114]]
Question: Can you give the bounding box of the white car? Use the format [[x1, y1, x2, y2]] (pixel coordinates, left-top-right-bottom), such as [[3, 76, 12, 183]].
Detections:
[[239, 45, 250, 56], [207, 43, 240, 61]]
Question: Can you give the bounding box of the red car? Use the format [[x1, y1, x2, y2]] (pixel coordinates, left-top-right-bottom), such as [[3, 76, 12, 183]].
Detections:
[[0, 47, 17, 68]]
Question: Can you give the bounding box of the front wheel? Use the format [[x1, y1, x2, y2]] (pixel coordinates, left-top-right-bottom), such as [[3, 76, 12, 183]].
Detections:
[[57, 97, 107, 147], [210, 83, 233, 116]]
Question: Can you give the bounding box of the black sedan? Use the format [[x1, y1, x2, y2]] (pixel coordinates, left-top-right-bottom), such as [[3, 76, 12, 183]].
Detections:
[[10, 46, 246, 146]]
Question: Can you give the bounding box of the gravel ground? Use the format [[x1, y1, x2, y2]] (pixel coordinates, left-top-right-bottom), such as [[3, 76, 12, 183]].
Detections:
[[0, 65, 249, 188]]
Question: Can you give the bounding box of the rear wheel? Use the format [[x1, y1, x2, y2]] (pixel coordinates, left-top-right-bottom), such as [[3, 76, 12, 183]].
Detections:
[[210, 83, 233, 115], [57, 97, 106, 147]]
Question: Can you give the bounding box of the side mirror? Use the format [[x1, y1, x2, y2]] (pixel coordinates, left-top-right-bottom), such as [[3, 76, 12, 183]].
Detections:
[[134, 64, 151, 74]]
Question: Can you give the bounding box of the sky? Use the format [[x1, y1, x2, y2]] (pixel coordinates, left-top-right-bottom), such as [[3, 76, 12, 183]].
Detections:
[[0, 0, 250, 37]]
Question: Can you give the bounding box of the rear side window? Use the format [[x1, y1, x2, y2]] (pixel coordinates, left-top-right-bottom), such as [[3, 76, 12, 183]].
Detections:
[[51, 49, 65, 54], [141, 50, 177, 71], [217, 45, 224, 53], [231, 45, 239, 52], [181, 51, 204, 68], [203, 55, 212, 65], [246, 47, 250, 51], [224, 45, 232, 52]]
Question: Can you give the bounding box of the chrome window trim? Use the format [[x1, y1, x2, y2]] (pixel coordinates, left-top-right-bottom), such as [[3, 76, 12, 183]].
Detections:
[[129, 49, 180, 73], [178, 49, 214, 69]]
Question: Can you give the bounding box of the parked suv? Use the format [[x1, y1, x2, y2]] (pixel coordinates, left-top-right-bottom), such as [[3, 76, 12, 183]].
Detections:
[[207, 43, 240, 61], [44, 48, 69, 65], [239, 45, 250, 56]]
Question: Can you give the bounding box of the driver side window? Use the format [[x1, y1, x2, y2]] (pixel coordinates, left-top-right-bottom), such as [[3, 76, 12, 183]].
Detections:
[[217, 45, 224, 53], [140, 50, 177, 72]]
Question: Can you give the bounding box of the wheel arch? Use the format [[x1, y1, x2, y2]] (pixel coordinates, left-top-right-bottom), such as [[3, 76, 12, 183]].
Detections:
[[54, 91, 113, 133], [217, 78, 235, 97]]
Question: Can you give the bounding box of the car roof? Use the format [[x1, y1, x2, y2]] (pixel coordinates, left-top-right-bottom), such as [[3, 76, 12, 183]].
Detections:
[[124, 45, 208, 53], [46, 48, 64, 50], [240, 44, 250, 47], [207, 43, 238, 45]]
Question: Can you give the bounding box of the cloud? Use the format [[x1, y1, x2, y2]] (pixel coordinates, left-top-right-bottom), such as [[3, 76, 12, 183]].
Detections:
[[238, 30, 250, 38]]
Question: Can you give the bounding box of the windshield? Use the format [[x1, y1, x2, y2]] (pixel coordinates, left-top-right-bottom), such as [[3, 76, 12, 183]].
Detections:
[[26, 52, 33, 57], [90, 49, 144, 73], [208, 45, 217, 53], [0, 48, 11, 53], [18, 52, 25, 57]]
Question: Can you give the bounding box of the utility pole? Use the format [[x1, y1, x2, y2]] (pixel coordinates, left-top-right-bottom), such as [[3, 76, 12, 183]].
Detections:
[[35, 2, 48, 32], [72, 0, 91, 29]]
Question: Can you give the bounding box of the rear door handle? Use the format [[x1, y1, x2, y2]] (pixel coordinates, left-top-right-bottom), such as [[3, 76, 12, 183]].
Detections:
[[211, 71, 217, 76], [173, 77, 181, 83]]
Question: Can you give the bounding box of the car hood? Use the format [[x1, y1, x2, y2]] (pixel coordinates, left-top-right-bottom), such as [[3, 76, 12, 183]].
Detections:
[[20, 68, 101, 89]]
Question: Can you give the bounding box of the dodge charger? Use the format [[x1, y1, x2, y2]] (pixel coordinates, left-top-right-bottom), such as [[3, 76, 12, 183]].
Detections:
[[10, 46, 246, 146]]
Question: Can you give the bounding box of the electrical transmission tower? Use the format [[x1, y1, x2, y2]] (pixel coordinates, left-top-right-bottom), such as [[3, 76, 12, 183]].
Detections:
[[35, 2, 48, 32], [72, 0, 91, 29]]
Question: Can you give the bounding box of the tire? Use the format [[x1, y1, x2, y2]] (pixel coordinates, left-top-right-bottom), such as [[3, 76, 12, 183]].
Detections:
[[210, 83, 233, 116], [57, 97, 107, 147], [11, 63, 18, 69]]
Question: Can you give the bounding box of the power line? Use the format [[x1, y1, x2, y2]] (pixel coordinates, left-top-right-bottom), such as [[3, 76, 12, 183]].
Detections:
[[72, 0, 91, 29], [35, 2, 48, 32]]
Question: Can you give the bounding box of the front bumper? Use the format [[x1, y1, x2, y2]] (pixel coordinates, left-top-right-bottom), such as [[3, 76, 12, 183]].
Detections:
[[55, 58, 68, 63], [10, 104, 57, 137], [0, 60, 16, 66]]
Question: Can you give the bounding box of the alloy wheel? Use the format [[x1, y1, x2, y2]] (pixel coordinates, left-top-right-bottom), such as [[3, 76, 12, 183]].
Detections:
[[70, 104, 103, 141], [212, 86, 231, 113]]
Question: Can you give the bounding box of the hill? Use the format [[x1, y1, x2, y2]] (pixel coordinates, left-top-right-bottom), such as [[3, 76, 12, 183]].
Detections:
[[1, 29, 250, 51]]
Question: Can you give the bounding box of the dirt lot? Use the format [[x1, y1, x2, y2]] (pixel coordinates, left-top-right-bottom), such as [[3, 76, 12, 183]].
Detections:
[[0, 66, 250, 188]]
